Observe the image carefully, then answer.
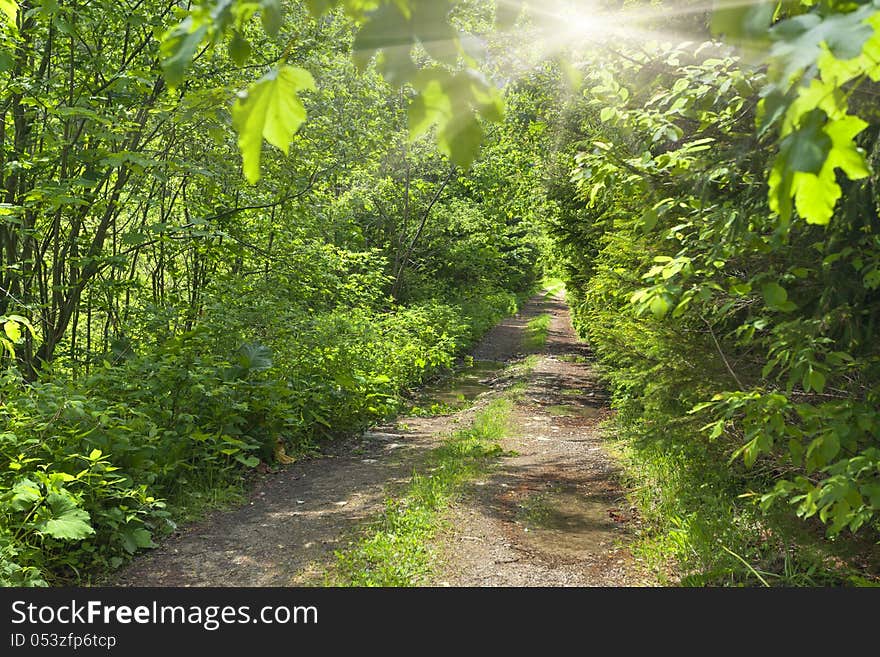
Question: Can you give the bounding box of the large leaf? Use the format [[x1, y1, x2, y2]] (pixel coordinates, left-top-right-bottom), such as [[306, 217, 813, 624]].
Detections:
[[408, 78, 453, 140], [762, 282, 787, 307], [237, 342, 273, 372], [769, 7, 875, 88], [305, 0, 339, 16], [260, 0, 283, 37], [352, 2, 412, 70], [779, 109, 831, 174], [3, 318, 21, 343], [411, 0, 457, 65], [9, 478, 40, 512], [710, 0, 774, 41], [761, 282, 796, 311], [770, 107, 869, 225], [231, 66, 316, 184], [39, 493, 95, 540], [407, 69, 499, 168]]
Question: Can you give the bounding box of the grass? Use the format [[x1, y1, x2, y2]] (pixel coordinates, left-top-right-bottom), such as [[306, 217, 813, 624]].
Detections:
[[523, 313, 552, 351], [172, 483, 249, 525], [607, 411, 880, 587], [329, 397, 514, 586]]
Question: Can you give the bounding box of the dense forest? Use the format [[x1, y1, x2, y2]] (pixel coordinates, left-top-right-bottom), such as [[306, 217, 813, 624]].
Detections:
[[1, 0, 878, 586]]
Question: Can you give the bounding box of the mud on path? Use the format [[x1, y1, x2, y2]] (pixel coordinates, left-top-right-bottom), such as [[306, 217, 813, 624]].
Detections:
[[111, 290, 652, 586]]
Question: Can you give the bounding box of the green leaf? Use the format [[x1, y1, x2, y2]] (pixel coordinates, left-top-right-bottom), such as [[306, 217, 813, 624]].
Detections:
[[823, 114, 870, 180], [160, 18, 209, 88], [0, 0, 16, 26], [119, 526, 156, 554], [9, 478, 41, 512], [649, 294, 670, 318], [805, 369, 826, 394], [438, 113, 482, 169], [770, 8, 875, 86], [761, 282, 788, 309], [411, 1, 457, 65], [353, 2, 412, 71], [228, 31, 252, 66], [408, 78, 452, 140], [237, 342, 273, 371], [791, 169, 839, 225], [232, 66, 316, 184], [788, 439, 803, 466], [3, 319, 21, 343], [305, 0, 338, 17], [40, 493, 95, 540], [236, 455, 260, 468], [260, 0, 283, 37], [710, 0, 774, 42], [779, 109, 831, 174]]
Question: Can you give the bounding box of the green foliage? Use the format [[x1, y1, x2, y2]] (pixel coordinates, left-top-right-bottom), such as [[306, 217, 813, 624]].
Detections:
[[0, 0, 542, 585], [0, 315, 34, 359], [713, 0, 880, 225], [547, 29, 880, 581], [0, 230, 530, 584], [159, 0, 524, 180]]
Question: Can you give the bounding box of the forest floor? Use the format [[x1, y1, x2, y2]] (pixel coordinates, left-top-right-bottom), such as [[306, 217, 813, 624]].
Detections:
[[111, 291, 655, 586]]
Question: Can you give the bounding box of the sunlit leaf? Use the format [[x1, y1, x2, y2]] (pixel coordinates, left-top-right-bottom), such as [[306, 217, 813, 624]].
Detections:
[[231, 66, 316, 184]]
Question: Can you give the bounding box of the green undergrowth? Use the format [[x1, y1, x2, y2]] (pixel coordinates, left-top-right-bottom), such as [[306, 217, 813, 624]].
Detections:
[[546, 38, 880, 586], [608, 408, 880, 587], [329, 397, 514, 586], [0, 286, 526, 587]]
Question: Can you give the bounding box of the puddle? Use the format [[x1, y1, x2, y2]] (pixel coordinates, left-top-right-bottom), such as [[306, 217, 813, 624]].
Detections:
[[517, 489, 624, 559], [411, 360, 505, 412], [546, 404, 604, 419]]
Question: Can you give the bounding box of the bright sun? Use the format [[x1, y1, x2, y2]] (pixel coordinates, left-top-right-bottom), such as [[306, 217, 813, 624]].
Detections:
[[518, 0, 640, 52]]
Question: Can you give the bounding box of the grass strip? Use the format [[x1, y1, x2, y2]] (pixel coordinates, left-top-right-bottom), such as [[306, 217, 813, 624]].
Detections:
[[329, 397, 514, 586], [523, 313, 552, 351]]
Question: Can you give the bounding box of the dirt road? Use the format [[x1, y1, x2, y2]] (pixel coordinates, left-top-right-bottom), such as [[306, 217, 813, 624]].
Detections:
[[112, 290, 651, 586], [435, 292, 651, 585]]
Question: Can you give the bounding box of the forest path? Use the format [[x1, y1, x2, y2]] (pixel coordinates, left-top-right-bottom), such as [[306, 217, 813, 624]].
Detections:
[[434, 291, 652, 586], [111, 290, 651, 586]]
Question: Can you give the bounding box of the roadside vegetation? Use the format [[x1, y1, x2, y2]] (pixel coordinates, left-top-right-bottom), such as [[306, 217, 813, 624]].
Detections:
[[2, 0, 879, 587]]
